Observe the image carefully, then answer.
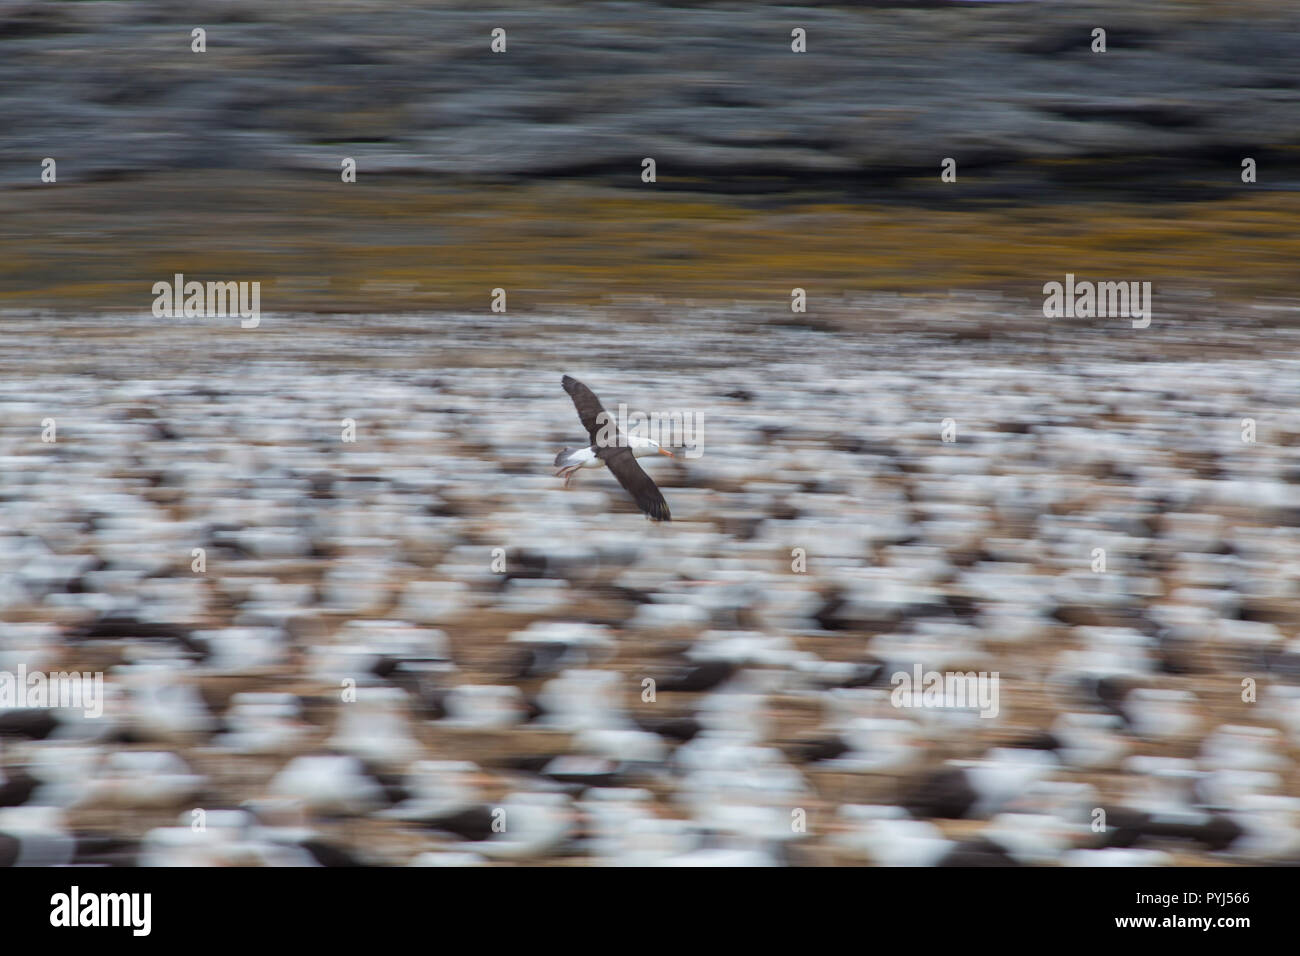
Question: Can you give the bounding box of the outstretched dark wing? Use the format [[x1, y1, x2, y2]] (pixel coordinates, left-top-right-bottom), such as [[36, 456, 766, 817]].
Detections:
[[561, 375, 609, 444], [603, 446, 671, 521]]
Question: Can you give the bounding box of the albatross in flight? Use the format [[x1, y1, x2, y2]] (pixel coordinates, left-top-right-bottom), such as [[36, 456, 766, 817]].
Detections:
[[555, 374, 674, 521]]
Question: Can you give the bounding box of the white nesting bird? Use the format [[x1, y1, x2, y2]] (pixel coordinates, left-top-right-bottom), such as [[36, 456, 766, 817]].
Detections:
[[1052, 712, 1129, 769], [138, 810, 316, 867], [327, 686, 423, 767], [381, 760, 484, 822], [1122, 756, 1202, 820], [615, 817, 700, 866], [834, 805, 952, 867], [1125, 688, 1200, 740], [833, 718, 921, 772], [1198, 768, 1280, 809], [983, 812, 1072, 865], [85, 751, 206, 809], [1200, 724, 1288, 772], [0, 806, 76, 866], [268, 755, 386, 815], [440, 684, 527, 729], [214, 692, 307, 755], [464, 792, 573, 861], [959, 747, 1061, 818], [577, 788, 658, 863], [118, 663, 214, 740], [1227, 794, 1300, 860], [537, 669, 630, 733]]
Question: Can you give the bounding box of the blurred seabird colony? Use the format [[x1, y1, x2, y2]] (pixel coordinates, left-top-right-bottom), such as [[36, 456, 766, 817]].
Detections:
[[2, 300, 1300, 866]]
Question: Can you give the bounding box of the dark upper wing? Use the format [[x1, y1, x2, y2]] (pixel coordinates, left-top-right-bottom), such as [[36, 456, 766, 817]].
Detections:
[[603, 446, 671, 521], [562, 375, 610, 444]]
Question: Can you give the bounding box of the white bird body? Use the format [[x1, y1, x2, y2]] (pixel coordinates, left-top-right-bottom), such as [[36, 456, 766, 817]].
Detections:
[[555, 435, 670, 480], [554, 445, 601, 472]]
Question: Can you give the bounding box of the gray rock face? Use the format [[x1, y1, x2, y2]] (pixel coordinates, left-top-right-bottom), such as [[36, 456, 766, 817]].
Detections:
[[2, 1, 1297, 191]]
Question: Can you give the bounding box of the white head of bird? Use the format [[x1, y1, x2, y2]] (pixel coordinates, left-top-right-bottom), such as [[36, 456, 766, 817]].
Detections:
[[626, 434, 675, 458]]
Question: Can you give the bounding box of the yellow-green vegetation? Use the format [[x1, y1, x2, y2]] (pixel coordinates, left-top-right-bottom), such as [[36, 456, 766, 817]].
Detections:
[[3, 171, 1297, 313]]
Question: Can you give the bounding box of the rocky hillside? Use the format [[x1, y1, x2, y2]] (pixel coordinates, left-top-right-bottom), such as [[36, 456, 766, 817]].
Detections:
[[2, 0, 1297, 190]]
